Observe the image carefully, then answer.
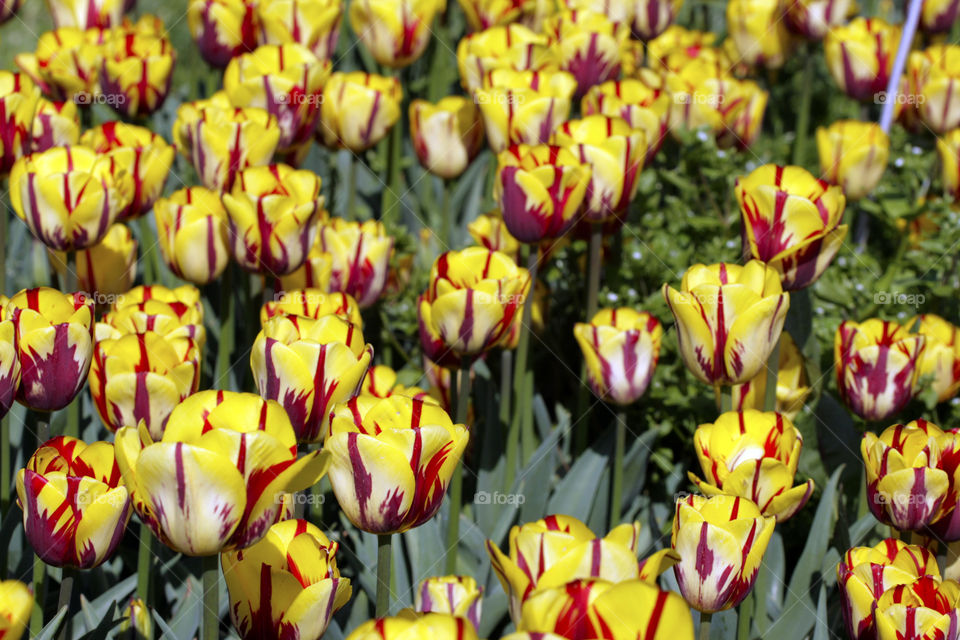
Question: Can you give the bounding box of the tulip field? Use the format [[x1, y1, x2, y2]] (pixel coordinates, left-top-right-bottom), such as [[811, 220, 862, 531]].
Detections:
[[4, 0, 960, 639]]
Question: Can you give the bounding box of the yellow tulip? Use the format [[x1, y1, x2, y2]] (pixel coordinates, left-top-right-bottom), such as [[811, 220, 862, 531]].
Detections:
[[415, 575, 483, 629], [458, 0, 542, 31], [874, 577, 960, 640], [49, 223, 137, 298], [726, 0, 793, 69], [456, 23, 557, 93], [410, 96, 485, 179], [0, 71, 40, 176], [785, 0, 856, 39], [362, 364, 431, 400], [256, 0, 343, 63], [15, 27, 104, 101], [816, 120, 890, 201], [582, 78, 671, 165], [912, 314, 960, 403], [646, 25, 722, 72], [467, 209, 522, 261], [0, 581, 32, 640], [118, 598, 152, 640], [0, 318, 19, 420], [630, 0, 683, 40], [316, 218, 394, 308], [187, 0, 260, 68], [345, 612, 479, 640], [154, 187, 231, 286], [718, 79, 768, 151], [99, 21, 176, 118], [824, 18, 901, 102], [543, 10, 629, 96], [663, 58, 748, 138], [730, 332, 811, 420], [349, 0, 444, 68], [260, 288, 363, 328], [96, 285, 206, 347], [318, 71, 403, 152], [937, 127, 960, 201], [276, 248, 334, 294], [908, 45, 960, 134], [921, 0, 960, 33], [45, 0, 126, 28], [30, 97, 80, 154]]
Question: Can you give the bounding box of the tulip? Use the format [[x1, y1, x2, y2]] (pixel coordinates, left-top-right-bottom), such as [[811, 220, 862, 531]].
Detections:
[[315, 218, 394, 308], [835, 319, 925, 422], [318, 71, 402, 152], [912, 314, 960, 404], [816, 120, 889, 201], [349, 0, 443, 69], [49, 223, 137, 298], [260, 288, 363, 328], [362, 364, 431, 400], [277, 248, 333, 293], [922, 0, 960, 33], [824, 18, 901, 102], [101, 284, 205, 332], [456, 23, 557, 94], [0, 0, 22, 22], [345, 612, 479, 640], [153, 187, 231, 285], [251, 314, 373, 444], [730, 332, 810, 420], [474, 69, 577, 153], [223, 164, 325, 276], [663, 58, 749, 139], [573, 308, 662, 405], [717, 79, 768, 151], [551, 115, 646, 223], [16, 435, 132, 568], [630, 0, 682, 40], [415, 576, 482, 629], [0, 581, 32, 640], [80, 122, 175, 220], [4, 288, 94, 412], [662, 261, 789, 386], [874, 577, 960, 640], [15, 27, 104, 101], [837, 538, 941, 640], [736, 164, 847, 291], [9, 145, 134, 252], [458, 0, 540, 30], [221, 519, 351, 640], [646, 25, 722, 72], [543, 10, 628, 96], [908, 45, 960, 134], [0, 319, 20, 420], [99, 23, 175, 119], [937, 128, 960, 201], [410, 97, 485, 180], [725, 0, 792, 69], [0, 72, 40, 176], [30, 98, 80, 154], [929, 429, 960, 541], [494, 144, 591, 242], [419, 247, 530, 359], [187, 0, 259, 68], [325, 395, 468, 533], [785, 0, 855, 39], [224, 43, 330, 155], [467, 210, 521, 260], [256, 0, 343, 62], [582, 79, 671, 165], [45, 0, 126, 28], [422, 356, 457, 411], [115, 390, 330, 555]]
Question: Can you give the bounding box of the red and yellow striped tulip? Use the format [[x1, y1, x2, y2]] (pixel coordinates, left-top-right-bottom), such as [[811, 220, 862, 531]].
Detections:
[[458, 0, 540, 30], [736, 164, 847, 290], [318, 72, 402, 152], [277, 248, 333, 293], [717, 79, 768, 151], [362, 364, 431, 400], [912, 314, 960, 404], [187, 0, 259, 68], [410, 96, 485, 180], [45, 0, 126, 28], [345, 612, 479, 640], [221, 519, 351, 640], [835, 319, 925, 422], [325, 395, 468, 533], [691, 410, 813, 522], [29, 98, 80, 154], [223, 164, 325, 275], [730, 332, 811, 420], [0, 72, 40, 176], [97, 285, 206, 345], [543, 10, 628, 96], [646, 25, 722, 72], [573, 308, 662, 405], [49, 223, 137, 297], [154, 187, 231, 286], [816, 120, 889, 201], [630, 0, 683, 40], [785, 0, 855, 39], [0, 581, 32, 640], [582, 79, 670, 165], [672, 494, 775, 612], [15, 27, 104, 101], [908, 45, 960, 134], [662, 261, 789, 386], [456, 24, 557, 94], [558, 0, 633, 23], [316, 218, 394, 309], [260, 289, 363, 328], [415, 576, 483, 630], [874, 577, 960, 640], [467, 210, 522, 260], [726, 0, 792, 69], [251, 314, 373, 444], [929, 429, 960, 541], [0, 319, 19, 420], [16, 436, 132, 568], [938, 128, 960, 201], [4, 288, 94, 412], [115, 391, 330, 555], [349, 0, 444, 69], [825, 18, 901, 102], [921, 0, 960, 33], [99, 22, 175, 119], [10, 145, 134, 251], [256, 0, 343, 63]]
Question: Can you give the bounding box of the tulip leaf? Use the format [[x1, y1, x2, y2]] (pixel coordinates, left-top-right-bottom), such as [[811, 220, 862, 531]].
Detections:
[[812, 393, 861, 487], [812, 585, 829, 640], [81, 573, 137, 622], [515, 415, 564, 532], [547, 425, 615, 524], [33, 606, 69, 640], [752, 530, 785, 632], [165, 575, 200, 640], [151, 607, 180, 639], [73, 602, 120, 640]]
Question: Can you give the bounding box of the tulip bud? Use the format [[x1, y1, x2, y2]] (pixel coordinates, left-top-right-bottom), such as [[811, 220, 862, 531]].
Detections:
[[662, 261, 789, 386], [631, 0, 682, 40], [325, 395, 469, 533], [785, 0, 856, 39], [0, 319, 21, 420], [314, 218, 394, 308], [456, 23, 557, 94], [410, 97, 485, 179], [349, 0, 443, 69], [115, 391, 331, 555], [222, 519, 351, 640], [415, 576, 483, 629], [582, 78, 671, 165], [260, 288, 363, 328], [816, 120, 889, 201], [154, 187, 231, 285], [99, 22, 175, 118], [49, 223, 137, 298], [223, 164, 325, 275], [118, 598, 153, 639], [922, 0, 960, 33], [318, 71, 402, 152], [0, 580, 32, 640], [17, 436, 132, 568], [30, 98, 80, 154], [835, 319, 925, 422], [874, 577, 960, 640], [187, 0, 259, 68], [543, 10, 627, 97], [362, 364, 431, 400], [730, 332, 811, 420], [345, 612, 479, 640], [256, 0, 343, 63], [824, 17, 901, 102], [0, 72, 40, 176], [15, 27, 104, 102], [467, 210, 522, 260], [726, 0, 792, 69], [908, 45, 960, 134]]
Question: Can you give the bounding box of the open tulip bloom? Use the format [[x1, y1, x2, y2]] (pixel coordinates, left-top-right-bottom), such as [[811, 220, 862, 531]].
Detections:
[[30, 97, 81, 155], [873, 576, 960, 640], [415, 575, 483, 629], [730, 332, 811, 419], [260, 288, 364, 328], [455, 24, 557, 94]]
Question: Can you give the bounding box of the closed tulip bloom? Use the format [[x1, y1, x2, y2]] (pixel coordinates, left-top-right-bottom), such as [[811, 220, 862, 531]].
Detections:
[[16, 436, 132, 568], [221, 519, 351, 640], [646, 25, 721, 71], [30, 98, 80, 154], [691, 410, 813, 522], [0, 581, 32, 640], [349, 0, 444, 69], [573, 308, 662, 405], [257, 0, 343, 62], [224, 164, 325, 275], [99, 24, 175, 119], [45, 0, 125, 28], [726, 0, 792, 69], [825, 18, 901, 102], [718, 79, 768, 151], [662, 261, 789, 386], [467, 210, 522, 260], [543, 10, 628, 96], [415, 576, 483, 630], [922, 0, 960, 33], [15, 27, 104, 101], [277, 248, 333, 293], [325, 395, 468, 533], [0, 72, 40, 176], [9, 145, 134, 251], [551, 115, 646, 223], [908, 45, 960, 134], [929, 429, 960, 541], [318, 72, 402, 152], [785, 0, 855, 39], [816, 120, 889, 201], [118, 598, 152, 639], [410, 97, 485, 180], [50, 223, 137, 297], [97, 300, 207, 347], [558, 0, 633, 23], [251, 314, 373, 444], [664, 61, 760, 141], [316, 218, 394, 308], [154, 187, 231, 285], [835, 319, 925, 422], [346, 612, 478, 640], [730, 332, 811, 420], [582, 79, 671, 165], [362, 364, 431, 400], [474, 69, 577, 152], [187, 0, 259, 68], [495, 144, 591, 242], [4, 288, 94, 412], [912, 314, 960, 403], [937, 128, 960, 200], [115, 391, 330, 555], [225, 44, 330, 155], [631, 0, 683, 40], [458, 0, 540, 30], [736, 164, 847, 291], [456, 24, 557, 93], [874, 577, 960, 640], [419, 247, 530, 358], [107, 284, 205, 320], [0, 319, 20, 420], [260, 289, 363, 327]]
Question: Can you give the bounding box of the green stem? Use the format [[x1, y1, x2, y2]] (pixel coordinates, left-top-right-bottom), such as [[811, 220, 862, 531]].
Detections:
[[440, 177, 452, 249], [445, 358, 472, 574], [501, 349, 516, 489], [375, 534, 392, 617], [610, 410, 626, 529], [65, 251, 79, 439], [346, 153, 357, 220], [56, 568, 75, 640], [215, 265, 235, 390], [700, 611, 712, 640], [763, 337, 781, 412], [511, 251, 538, 467], [586, 225, 603, 319], [201, 555, 219, 640], [30, 553, 46, 636], [137, 522, 153, 606], [717, 386, 732, 413], [791, 49, 814, 167], [138, 216, 158, 286]]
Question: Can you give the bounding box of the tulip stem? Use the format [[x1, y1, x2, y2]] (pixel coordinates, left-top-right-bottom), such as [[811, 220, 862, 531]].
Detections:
[[716, 386, 732, 413], [347, 153, 358, 220], [586, 225, 602, 320], [501, 349, 517, 490], [64, 253, 79, 439], [216, 265, 235, 389], [700, 612, 712, 640], [610, 410, 627, 529], [791, 48, 814, 167], [200, 555, 219, 640], [763, 338, 780, 412], [440, 177, 452, 248], [375, 534, 392, 617], [446, 358, 472, 574], [511, 250, 538, 472], [30, 553, 46, 636], [137, 522, 153, 607], [56, 568, 75, 640]]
